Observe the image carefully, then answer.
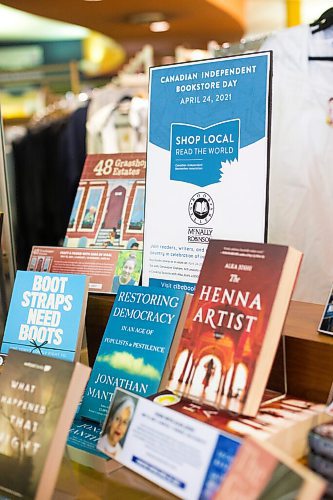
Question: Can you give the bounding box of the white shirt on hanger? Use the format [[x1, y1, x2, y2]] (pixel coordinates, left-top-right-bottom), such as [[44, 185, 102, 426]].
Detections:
[[262, 24, 333, 304], [86, 87, 148, 154]]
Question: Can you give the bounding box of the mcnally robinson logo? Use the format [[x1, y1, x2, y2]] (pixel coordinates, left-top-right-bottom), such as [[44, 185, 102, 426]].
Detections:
[[188, 192, 214, 225], [187, 192, 214, 244]]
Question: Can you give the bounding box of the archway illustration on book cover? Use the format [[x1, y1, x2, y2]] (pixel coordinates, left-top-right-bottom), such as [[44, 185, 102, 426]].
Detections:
[[168, 300, 257, 414]]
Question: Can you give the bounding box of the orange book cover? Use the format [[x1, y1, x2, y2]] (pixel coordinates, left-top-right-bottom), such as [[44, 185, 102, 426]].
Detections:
[[167, 239, 302, 416]]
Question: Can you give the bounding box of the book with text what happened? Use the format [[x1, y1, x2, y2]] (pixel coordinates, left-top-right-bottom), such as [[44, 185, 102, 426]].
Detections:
[[1, 271, 89, 362], [79, 285, 192, 423], [0, 350, 91, 500], [167, 239, 302, 417]]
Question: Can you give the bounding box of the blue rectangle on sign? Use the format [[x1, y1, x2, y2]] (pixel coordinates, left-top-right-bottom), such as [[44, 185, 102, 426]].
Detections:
[[132, 455, 186, 489]]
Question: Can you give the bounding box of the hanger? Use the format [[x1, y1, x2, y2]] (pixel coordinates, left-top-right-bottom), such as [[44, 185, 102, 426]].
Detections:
[[310, 8, 333, 34], [308, 56, 333, 61], [29, 93, 88, 127], [308, 8, 333, 61]]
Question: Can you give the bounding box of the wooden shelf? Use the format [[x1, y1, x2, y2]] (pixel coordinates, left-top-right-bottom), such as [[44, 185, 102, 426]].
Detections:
[[56, 456, 176, 499], [269, 300, 333, 403], [86, 294, 115, 365], [61, 296, 332, 497], [85, 296, 332, 404], [284, 301, 331, 344]]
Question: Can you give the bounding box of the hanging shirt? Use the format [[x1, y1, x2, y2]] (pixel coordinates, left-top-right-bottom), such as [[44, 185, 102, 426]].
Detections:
[[86, 87, 148, 154], [12, 105, 87, 269], [262, 24, 333, 303], [128, 96, 148, 152]]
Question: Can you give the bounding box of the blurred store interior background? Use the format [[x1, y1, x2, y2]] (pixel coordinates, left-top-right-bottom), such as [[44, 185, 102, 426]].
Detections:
[[0, 0, 331, 330], [0, 0, 331, 121]]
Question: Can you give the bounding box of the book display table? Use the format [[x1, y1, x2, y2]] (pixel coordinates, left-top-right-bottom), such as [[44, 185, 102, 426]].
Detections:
[[53, 297, 332, 497], [56, 456, 177, 499], [271, 301, 333, 403]]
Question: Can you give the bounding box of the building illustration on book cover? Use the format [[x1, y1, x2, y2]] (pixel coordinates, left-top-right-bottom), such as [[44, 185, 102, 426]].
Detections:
[[1, 271, 88, 361], [64, 153, 146, 250], [168, 240, 300, 415], [79, 285, 186, 423], [0, 350, 76, 499]]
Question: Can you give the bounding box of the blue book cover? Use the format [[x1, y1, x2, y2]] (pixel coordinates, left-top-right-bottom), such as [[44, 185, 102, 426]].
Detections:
[[66, 417, 123, 473], [1, 271, 89, 362], [67, 417, 108, 460], [79, 285, 188, 423]]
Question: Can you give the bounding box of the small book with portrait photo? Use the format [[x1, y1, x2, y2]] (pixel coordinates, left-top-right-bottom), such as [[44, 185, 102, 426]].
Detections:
[[318, 284, 333, 335], [97, 390, 138, 461], [66, 416, 123, 473]]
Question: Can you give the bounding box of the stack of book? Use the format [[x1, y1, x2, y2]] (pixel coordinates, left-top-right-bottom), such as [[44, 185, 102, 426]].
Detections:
[[89, 239, 328, 498], [0, 238, 326, 498], [150, 390, 330, 460], [216, 436, 326, 500], [308, 420, 333, 498], [0, 270, 92, 498]]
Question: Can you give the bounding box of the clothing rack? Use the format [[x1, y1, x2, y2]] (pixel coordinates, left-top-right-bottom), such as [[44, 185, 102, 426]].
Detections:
[[173, 36, 270, 63], [113, 45, 153, 87], [208, 34, 270, 57], [175, 45, 210, 63], [30, 91, 88, 127]]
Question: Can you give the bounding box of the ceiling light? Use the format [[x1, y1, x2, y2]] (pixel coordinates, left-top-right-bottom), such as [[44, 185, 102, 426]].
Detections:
[[127, 12, 166, 24], [150, 21, 170, 33]]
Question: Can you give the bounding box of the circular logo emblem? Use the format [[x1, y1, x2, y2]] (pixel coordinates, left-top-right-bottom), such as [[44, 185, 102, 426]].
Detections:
[[188, 192, 214, 225]]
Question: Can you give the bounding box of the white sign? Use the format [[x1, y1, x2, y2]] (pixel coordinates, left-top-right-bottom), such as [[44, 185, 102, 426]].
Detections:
[[143, 52, 272, 293]]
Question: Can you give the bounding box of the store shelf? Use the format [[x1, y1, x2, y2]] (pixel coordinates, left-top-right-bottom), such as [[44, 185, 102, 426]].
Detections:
[[57, 296, 332, 497], [284, 301, 329, 344], [281, 301, 333, 403], [86, 293, 115, 365], [86, 296, 333, 404], [56, 456, 176, 499]]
